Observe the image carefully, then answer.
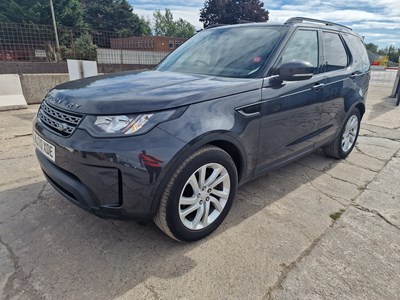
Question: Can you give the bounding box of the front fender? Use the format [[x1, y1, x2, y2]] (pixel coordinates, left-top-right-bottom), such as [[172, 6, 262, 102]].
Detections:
[[149, 130, 251, 213]]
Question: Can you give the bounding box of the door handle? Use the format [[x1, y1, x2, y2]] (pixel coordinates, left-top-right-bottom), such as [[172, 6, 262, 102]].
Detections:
[[350, 72, 360, 79], [312, 83, 325, 91]]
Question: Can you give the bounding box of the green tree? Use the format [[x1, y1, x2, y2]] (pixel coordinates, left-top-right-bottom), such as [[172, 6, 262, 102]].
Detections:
[[0, 0, 86, 28], [153, 9, 195, 38], [386, 45, 400, 63], [0, 0, 86, 60], [82, 0, 149, 35], [45, 0, 86, 28], [0, 1, 34, 23], [139, 17, 152, 36], [365, 43, 378, 54], [200, 0, 269, 28], [376, 46, 399, 63], [153, 9, 176, 37], [175, 19, 196, 38], [393, 49, 400, 63], [60, 33, 97, 60]]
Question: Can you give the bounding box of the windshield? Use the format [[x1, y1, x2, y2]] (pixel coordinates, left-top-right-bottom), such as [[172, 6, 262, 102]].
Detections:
[[157, 25, 286, 78]]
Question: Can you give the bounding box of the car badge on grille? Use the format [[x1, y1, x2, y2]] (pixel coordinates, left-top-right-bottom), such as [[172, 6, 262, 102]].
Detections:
[[57, 123, 68, 132], [45, 95, 81, 110]]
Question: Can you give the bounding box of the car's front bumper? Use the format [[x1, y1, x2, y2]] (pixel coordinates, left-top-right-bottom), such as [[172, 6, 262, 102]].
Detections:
[[34, 120, 186, 220]]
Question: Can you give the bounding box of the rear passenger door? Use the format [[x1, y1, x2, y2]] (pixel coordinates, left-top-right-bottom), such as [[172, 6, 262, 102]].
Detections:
[[317, 31, 352, 145]]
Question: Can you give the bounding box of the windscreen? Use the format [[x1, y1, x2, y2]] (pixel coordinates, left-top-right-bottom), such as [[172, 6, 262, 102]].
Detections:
[[157, 26, 285, 78]]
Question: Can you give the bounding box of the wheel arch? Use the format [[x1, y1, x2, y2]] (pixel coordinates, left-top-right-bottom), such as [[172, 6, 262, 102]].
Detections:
[[208, 140, 244, 181], [150, 131, 248, 212], [355, 102, 365, 118]]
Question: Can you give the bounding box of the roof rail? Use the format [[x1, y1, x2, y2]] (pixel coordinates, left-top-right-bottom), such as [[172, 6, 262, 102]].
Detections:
[[205, 24, 227, 29], [238, 20, 255, 24], [284, 17, 352, 31]]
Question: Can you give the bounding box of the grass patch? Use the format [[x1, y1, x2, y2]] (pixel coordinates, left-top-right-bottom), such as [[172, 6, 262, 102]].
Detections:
[[330, 209, 346, 221]]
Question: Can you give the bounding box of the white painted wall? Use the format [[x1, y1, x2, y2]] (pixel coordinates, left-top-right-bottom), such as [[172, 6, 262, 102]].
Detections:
[[0, 74, 28, 111], [97, 49, 169, 65]]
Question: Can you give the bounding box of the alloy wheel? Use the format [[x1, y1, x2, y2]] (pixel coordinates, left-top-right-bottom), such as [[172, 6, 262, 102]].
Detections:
[[341, 115, 359, 152], [178, 163, 231, 230]]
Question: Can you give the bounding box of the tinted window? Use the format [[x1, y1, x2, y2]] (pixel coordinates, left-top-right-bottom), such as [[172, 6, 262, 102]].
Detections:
[[157, 26, 285, 78], [323, 32, 348, 72], [280, 30, 319, 71], [345, 35, 370, 65]]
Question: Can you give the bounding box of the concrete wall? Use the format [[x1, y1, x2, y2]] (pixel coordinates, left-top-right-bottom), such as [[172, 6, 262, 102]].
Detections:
[[2, 62, 154, 105], [0, 62, 154, 74], [0, 62, 68, 74], [0, 74, 28, 111], [19, 74, 69, 104]]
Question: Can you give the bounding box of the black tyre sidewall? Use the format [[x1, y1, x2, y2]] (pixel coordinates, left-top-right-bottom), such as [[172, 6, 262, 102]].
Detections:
[[338, 109, 361, 158], [165, 148, 238, 242]]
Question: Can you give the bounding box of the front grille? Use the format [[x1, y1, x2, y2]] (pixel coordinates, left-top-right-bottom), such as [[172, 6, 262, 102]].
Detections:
[[38, 101, 83, 136]]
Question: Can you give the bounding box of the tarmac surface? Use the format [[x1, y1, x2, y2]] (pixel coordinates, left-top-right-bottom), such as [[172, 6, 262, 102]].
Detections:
[[1, 78, 400, 299]]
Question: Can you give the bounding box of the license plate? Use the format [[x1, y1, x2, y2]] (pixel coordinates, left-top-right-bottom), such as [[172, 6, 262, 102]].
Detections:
[[34, 132, 55, 162]]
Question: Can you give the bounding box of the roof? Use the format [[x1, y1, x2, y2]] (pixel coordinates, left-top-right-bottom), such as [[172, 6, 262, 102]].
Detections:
[[203, 17, 364, 42], [205, 17, 355, 35]]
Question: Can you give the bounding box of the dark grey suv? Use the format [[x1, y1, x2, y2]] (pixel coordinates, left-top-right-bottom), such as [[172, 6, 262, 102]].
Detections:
[[33, 17, 370, 241]]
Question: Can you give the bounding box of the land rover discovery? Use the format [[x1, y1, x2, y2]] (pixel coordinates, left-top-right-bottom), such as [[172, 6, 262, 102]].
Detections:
[[34, 17, 370, 241]]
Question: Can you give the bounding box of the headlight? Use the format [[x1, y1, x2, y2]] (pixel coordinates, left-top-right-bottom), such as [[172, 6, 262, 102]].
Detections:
[[94, 114, 153, 134], [80, 110, 177, 137]]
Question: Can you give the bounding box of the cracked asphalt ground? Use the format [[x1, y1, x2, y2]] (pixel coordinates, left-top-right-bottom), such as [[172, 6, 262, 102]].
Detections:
[[1, 81, 400, 300]]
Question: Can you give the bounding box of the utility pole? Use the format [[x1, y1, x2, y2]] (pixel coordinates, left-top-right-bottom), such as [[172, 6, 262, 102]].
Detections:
[[50, 0, 60, 60]]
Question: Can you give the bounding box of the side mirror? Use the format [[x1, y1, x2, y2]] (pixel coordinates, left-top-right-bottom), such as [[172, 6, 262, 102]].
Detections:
[[278, 60, 314, 81]]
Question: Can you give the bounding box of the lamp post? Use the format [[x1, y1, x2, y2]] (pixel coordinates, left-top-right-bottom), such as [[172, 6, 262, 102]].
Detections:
[[50, 0, 60, 59]]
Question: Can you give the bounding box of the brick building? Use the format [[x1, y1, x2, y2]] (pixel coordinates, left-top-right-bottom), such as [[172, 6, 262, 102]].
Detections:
[[110, 36, 188, 52]]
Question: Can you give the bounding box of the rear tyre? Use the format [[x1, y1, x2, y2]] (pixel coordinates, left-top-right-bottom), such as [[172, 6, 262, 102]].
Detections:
[[323, 108, 361, 159], [154, 145, 238, 242]]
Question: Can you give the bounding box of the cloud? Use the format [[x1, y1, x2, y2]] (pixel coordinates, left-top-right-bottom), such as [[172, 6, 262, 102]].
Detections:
[[268, 9, 390, 23], [130, 0, 400, 48], [352, 22, 400, 29], [374, 39, 400, 45], [359, 32, 394, 37], [131, 1, 203, 29], [132, 0, 204, 8], [266, 0, 400, 18], [264, 0, 400, 46]]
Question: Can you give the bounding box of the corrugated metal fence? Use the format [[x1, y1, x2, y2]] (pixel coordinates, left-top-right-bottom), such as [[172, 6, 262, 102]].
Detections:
[[97, 49, 169, 65], [370, 68, 397, 87], [0, 22, 170, 67]]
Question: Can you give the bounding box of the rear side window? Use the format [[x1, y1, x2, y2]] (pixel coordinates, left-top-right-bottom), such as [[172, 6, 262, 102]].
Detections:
[[344, 35, 370, 66], [280, 30, 319, 71], [322, 32, 349, 72]]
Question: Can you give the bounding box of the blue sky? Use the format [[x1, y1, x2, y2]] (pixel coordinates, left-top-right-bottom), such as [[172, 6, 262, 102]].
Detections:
[[129, 0, 400, 49]]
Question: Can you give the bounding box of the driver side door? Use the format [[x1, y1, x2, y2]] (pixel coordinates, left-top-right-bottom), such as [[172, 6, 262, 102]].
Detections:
[[255, 29, 325, 174]]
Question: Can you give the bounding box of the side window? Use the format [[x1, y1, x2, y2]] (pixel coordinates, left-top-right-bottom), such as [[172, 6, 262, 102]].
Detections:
[[280, 30, 319, 72], [322, 32, 349, 72], [345, 35, 370, 66]]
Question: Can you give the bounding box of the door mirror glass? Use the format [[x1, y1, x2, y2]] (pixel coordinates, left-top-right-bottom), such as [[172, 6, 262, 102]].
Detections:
[[278, 60, 314, 81]]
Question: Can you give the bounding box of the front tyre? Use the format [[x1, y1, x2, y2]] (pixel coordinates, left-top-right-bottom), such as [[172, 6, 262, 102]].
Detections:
[[154, 145, 238, 242], [323, 108, 361, 159]]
